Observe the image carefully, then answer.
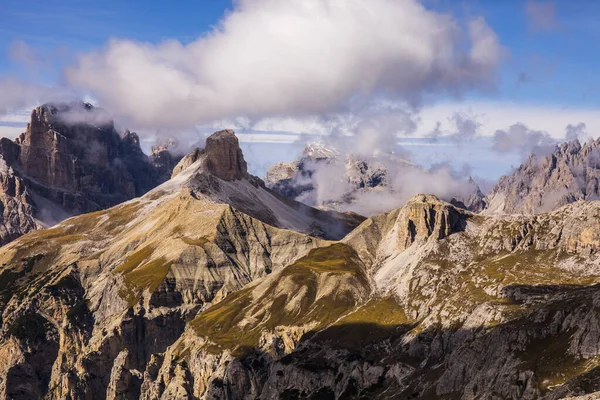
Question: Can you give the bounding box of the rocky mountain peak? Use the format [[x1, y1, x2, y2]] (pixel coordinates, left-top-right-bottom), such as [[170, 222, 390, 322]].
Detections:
[[204, 129, 248, 181], [173, 130, 249, 181], [120, 129, 141, 148], [19, 102, 114, 145], [485, 138, 600, 215], [395, 194, 465, 250], [150, 137, 178, 156], [0, 102, 178, 244], [265, 141, 484, 215], [560, 138, 582, 155], [301, 141, 338, 159], [148, 137, 181, 182]]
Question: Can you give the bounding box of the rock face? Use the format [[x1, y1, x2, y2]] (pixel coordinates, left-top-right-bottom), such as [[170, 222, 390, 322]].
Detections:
[[0, 102, 176, 245], [171, 130, 248, 181], [150, 138, 182, 183], [486, 139, 600, 215], [394, 194, 464, 250], [0, 161, 41, 244], [204, 129, 248, 181]]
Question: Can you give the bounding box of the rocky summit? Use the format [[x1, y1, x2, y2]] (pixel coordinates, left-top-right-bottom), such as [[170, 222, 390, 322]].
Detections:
[[485, 139, 600, 215], [0, 102, 178, 245], [264, 142, 392, 204], [2, 129, 600, 399]]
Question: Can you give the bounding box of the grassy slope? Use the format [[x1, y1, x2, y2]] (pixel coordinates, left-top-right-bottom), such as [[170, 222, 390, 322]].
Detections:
[[190, 243, 372, 355]]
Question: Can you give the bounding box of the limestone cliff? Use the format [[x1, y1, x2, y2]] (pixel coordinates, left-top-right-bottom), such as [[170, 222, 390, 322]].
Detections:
[[486, 139, 600, 215], [0, 102, 176, 245]]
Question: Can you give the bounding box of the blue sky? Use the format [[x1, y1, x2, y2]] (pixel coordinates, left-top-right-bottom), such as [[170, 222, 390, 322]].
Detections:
[[484, 0, 600, 109], [0, 0, 231, 80], [0, 0, 598, 181]]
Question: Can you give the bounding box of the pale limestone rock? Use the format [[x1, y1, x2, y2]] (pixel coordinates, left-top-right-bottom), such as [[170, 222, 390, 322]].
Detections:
[[486, 139, 600, 215]]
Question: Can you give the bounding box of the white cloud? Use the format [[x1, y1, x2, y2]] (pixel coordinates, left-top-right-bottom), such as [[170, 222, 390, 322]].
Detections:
[[415, 102, 600, 139], [65, 0, 501, 129], [236, 132, 301, 143], [0, 78, 52, 116], [184, 101, 600, 145], [565, 122, 588, 142], [491, 123, 555, 155]]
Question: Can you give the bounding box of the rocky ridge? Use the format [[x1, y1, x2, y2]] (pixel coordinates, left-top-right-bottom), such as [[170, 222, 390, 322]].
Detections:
[[144, 196, 600, 399], [486, 139, 600, 215]]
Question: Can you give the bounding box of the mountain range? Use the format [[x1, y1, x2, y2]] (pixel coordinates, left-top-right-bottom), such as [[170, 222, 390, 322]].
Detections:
[[1, 104, 600, 399]]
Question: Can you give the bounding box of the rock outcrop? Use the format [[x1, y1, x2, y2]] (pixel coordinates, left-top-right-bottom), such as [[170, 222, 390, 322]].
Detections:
[[394, 194, 465, 250], [204, 129, 248, 181], [0, 102, 177, 245], [150, 138, 182, 183], [0, 160, 41, 243], [171, 130, 248, 181], [486, 139, 600, 215]]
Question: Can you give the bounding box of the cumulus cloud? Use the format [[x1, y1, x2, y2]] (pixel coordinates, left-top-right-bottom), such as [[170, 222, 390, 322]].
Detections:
[[525, 1, 560, 32], [65, 0, 502, 128], [427, 112, 481, 142], [491, 123, 557, 156], [54, 102, 115, 127], [565, 122, 588, 142], [272, 133, 484, 216]]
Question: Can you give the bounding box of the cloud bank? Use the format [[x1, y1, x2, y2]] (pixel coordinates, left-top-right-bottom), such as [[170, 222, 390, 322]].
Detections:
[[65, 0, 502, 128], [492, 123, 555, 155]]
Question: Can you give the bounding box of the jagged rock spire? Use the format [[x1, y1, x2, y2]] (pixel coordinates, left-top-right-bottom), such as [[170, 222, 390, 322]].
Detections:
[[204, 129, 248, 181], [172, 130, 248, 181]]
